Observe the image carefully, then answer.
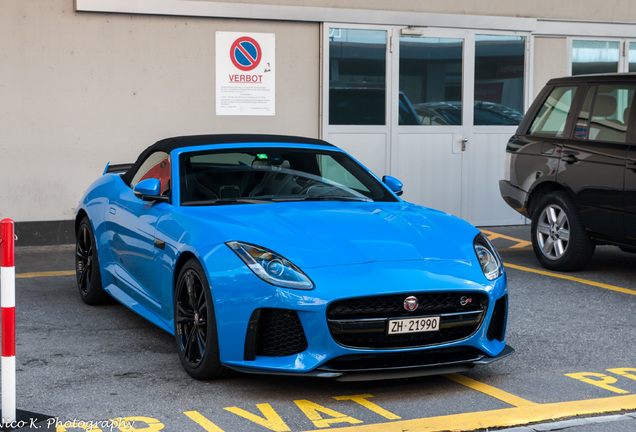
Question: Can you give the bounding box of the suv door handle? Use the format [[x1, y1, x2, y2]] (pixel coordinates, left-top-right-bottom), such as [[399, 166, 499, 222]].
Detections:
[[561, 154, 578, 164], [627, 161, 636, 171]]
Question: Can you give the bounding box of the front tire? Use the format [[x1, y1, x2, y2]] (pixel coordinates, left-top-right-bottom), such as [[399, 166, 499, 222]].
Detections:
[[174, 258, 231, 380], [531, 191, 595, 271], [75, 217, 109, 305]]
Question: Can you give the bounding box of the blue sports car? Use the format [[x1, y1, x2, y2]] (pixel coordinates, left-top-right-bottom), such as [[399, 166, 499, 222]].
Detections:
[[75, 134, 513, 381]]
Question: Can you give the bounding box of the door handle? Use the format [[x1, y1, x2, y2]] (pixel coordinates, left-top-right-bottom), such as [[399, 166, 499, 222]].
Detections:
[[461, 137, 468, 152], [627, 161, 636, 171]]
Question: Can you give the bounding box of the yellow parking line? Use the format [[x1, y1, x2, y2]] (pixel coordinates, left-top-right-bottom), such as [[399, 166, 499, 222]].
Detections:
[[443, 373, 537, 407], [16, 270, 74, 279], [504, 263, 636, 296], [481, 229, 532, 249], [301, 394, 636, 432]]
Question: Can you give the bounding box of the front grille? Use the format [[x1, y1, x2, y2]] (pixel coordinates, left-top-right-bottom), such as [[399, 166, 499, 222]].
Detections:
[[244, 308, 308, 360], [319, 347, 483, 371], [326, 292, 488, 349], [327, 292, 487, 318], [487, 294, 508, 341]]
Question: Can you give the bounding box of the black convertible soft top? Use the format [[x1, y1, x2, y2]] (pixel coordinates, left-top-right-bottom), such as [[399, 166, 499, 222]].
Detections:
[[120, 134, 333, 185]]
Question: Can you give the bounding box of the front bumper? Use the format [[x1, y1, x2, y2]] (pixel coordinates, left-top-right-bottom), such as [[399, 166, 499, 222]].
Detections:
[[205, 247, 510, 379], [228, 345, 515, 382]]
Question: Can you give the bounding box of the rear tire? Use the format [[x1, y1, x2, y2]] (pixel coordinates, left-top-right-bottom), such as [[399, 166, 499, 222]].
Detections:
[[531, 192, 595, 271], [75, 217, 110, 305], [174, 258, 232, 380]]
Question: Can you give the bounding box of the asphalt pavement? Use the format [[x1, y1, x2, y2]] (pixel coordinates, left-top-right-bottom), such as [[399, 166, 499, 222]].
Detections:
[[2, 224, 635, 432]]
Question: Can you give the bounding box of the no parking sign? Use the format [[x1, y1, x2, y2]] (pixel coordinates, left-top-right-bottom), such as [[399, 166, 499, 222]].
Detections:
[[216, 32, 275, 116], [230, 36, 262, 71]]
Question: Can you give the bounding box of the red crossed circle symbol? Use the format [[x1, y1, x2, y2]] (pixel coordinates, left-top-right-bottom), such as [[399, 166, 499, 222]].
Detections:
[[230, 36, 262, 72]]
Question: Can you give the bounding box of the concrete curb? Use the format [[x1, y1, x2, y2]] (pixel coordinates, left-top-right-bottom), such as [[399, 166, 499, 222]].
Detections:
[[498, 411, 636, 431]]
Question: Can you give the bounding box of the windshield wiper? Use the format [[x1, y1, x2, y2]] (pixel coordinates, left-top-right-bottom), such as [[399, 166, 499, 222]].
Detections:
[[182, 198, 273, 206], [272, 196, 372, 202]]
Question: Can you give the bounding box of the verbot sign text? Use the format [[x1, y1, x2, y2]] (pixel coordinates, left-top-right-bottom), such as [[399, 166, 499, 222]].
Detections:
[[216, 32, 275, 116]]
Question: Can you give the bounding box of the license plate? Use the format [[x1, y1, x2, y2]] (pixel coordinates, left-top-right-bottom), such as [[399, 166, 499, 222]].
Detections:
[[387, 316, 440, 334]]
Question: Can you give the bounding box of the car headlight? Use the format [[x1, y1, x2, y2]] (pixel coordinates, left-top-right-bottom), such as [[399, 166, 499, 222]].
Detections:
[[226, 241, 314, 290], [473, 233, 503, 280]]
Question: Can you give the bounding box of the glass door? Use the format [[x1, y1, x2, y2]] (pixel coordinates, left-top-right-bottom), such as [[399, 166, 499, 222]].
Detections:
[[323, 26, 392, 177], [391, 31, 467, 218], [323, 25, 530, 225], [466, 34, 528, 225], [392, 30, 528, 225]]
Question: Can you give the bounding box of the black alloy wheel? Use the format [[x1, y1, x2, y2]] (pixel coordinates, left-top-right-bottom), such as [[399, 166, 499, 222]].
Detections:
[[531, 191, 595, 271], [174, 258, 231, 380], [75, 217, 109, 305]]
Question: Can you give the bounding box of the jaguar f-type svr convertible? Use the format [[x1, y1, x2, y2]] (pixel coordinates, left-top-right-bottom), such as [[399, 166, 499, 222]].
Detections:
[[75, 134, 513, 381]]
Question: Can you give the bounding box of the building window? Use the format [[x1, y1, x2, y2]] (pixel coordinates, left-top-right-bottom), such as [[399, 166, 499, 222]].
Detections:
[[572, 40, 620, 75], [474, 35, 525, 125], [399, 36, 463, 125], [630, 42, 636, 72], [328, 29, 387, 125]]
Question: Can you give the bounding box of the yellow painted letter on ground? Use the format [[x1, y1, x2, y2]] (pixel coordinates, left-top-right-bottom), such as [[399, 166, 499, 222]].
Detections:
[[607, 368, 636, 382], [565, 372, 629, 394], [111, 417, 165, 432], [183, 411, 226, 432], [333, 394, 401, 420], [294, 399, 363, 428], [224, 403, 290, 432], [110, 417, 165, 432]]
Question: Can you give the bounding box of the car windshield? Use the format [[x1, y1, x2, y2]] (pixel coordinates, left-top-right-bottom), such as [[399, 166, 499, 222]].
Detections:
[[179, 147, 398, 205]]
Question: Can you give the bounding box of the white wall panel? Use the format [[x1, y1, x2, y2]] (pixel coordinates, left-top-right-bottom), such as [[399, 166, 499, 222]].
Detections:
[[394, 133, 463, 218], [325, 133, 389, 179], [463, 131, 526, 226]]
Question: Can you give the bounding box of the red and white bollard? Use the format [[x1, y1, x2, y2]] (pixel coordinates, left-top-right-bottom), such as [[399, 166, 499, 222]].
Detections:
[[0, 218, 16, 423]]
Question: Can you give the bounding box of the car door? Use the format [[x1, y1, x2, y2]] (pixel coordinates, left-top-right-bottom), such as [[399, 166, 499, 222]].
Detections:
[[105, 151, 172, 317], [625, 145, 636, 244], [556, 83, 632, 242]]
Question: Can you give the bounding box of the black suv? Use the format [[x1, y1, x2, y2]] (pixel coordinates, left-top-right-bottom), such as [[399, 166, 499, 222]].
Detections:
[[500, 73, 636, 271]]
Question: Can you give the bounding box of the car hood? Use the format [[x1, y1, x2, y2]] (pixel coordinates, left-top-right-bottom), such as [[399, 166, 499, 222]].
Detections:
[[178, 201, 480, 269]]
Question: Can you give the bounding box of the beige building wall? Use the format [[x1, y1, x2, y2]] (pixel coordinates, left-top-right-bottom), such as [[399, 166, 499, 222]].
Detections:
[[0, 0, 319, 222], [533, 37, 569, 97], [4, 0, 636, 237]]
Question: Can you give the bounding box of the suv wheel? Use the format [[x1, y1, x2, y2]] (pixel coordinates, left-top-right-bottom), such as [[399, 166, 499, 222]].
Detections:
[[531, 191, 595, 271]]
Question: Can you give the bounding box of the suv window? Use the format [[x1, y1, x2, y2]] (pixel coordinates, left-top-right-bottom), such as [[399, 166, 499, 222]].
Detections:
[[574, 84, 635, 143], [528, 86, 578, 137]]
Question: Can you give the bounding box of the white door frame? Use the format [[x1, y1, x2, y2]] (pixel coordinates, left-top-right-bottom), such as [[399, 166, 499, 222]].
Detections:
[[321, 23, 397, 177], [322, 23, 533, 225]]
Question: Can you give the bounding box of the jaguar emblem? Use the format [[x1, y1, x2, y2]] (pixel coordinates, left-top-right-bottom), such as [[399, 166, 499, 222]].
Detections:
[[403, 296, 419, 312]]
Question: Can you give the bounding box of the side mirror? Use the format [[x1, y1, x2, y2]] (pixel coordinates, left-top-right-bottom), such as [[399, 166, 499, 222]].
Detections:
[[383, 175, 403, 196], [134, 178, 169, 202]]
